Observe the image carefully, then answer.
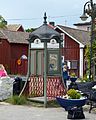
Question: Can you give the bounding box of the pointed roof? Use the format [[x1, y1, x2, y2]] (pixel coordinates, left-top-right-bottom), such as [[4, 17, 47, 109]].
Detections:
[[55, 25, 90, 46], [74, 22, 91, 26], [0, 29, 29, 44], [7, 24, 24, 31], [29, 13, 61, 43]]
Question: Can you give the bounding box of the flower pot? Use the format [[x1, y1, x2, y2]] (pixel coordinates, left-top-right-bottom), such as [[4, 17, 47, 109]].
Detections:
[[56, 97, 87, 110], [70, 77, 77, 82]]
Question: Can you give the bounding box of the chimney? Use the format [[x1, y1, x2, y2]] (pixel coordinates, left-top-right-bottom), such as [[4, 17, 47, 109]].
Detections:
[[49, 22, 55, 26]]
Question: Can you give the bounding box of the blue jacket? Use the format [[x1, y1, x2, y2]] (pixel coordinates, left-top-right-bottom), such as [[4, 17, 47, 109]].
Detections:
[[63, 71, 68, 80]]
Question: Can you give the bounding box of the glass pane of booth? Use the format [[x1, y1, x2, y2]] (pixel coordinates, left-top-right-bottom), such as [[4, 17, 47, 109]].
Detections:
[[30, 50, 44, 76], [37, 51, 44, 75], [47, 50, 61, 75], [30, 51, 36, 75]]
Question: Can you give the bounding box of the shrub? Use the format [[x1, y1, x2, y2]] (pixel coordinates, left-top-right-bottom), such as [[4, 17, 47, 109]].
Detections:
[[7, 95, 27, 105], [67, 89, 81, 99]]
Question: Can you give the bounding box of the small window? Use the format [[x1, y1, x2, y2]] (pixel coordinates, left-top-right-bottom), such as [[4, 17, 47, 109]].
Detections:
[[61, 33, 65, 47], [65, 60, 78, 69], [71, 61, 78, 69], [87, 27, 90, 31]]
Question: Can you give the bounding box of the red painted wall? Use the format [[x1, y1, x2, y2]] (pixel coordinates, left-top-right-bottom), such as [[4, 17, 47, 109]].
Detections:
[[10, 43, 28, 75], [10, 43, 28, 59], [0, 39, 11, 71], [56, 28, 80, 76], [0, 38, 28, 75], [62, 35, 79, 60], [17, 26, 24, 32]]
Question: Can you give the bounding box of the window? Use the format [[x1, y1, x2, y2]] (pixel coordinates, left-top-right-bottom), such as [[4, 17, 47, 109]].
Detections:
[[70, 61, 78, 69], [30, 50, 44, 76], [61, 33, 65, 47], [47, 50, 61, 75], [87, 26, 90, 31], [65, 60, 78, 69]]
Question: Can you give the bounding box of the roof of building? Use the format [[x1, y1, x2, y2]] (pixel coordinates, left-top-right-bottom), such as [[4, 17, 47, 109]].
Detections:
[[29, 24, 61, 42], [74, 22, 91, 26], [29, 13, 61, 43], [7, 24, 24, 31], [56, 25, 90, 46], [0, 29, 29, 44]]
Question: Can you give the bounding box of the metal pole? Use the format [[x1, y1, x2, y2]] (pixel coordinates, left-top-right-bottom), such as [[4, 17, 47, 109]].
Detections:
[[89, 17, 94, 80], [44, 41, 47, 107], [89, 0, 94, 80]]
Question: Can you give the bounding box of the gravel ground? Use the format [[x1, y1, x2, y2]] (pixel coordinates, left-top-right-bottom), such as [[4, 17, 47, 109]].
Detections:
[[0, 102, 96, 120]]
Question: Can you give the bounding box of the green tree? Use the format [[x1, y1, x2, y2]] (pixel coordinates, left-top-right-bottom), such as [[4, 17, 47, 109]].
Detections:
[[25, 28, 36, 32], [84, 39, 96, 78], [0, 15, 7, 28]]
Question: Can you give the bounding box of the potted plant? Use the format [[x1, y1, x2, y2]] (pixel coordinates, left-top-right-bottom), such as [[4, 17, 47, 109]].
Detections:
[[56, 89, 87, 119], [67, 89, 81, 99], [70, 72, 77, 82]]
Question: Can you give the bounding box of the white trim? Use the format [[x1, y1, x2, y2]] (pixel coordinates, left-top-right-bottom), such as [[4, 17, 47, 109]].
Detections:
[[55, 25, 84, 48], [80, 48, 83, 78]]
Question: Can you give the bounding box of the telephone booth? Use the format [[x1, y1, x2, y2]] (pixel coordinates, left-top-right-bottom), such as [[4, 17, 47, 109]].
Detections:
[[27, 13, 66, 107]]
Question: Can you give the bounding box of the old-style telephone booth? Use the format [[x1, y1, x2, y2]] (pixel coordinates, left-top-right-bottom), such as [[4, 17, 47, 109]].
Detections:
[[27, 13, 65, 107]]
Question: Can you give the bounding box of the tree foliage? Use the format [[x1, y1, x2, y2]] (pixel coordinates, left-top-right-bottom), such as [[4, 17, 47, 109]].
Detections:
[[0, 15, 7, 28], [25, 28, 36, 32], [84, 39, 96, 76]]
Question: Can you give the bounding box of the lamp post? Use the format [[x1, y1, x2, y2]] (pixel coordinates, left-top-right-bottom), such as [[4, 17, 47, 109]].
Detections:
[[80, 0, 96, 80]]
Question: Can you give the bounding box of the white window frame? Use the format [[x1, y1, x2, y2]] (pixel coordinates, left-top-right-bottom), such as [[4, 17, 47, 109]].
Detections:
[[61, 33, 65, 47]]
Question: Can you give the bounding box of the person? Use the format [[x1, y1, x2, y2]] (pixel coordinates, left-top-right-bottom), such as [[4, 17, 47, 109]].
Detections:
[[62, 64, 68, 87], [0, 64, 8, 77]]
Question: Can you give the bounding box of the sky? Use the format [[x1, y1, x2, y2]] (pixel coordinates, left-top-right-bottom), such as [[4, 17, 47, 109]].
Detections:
[[0, 0, 96, 29]]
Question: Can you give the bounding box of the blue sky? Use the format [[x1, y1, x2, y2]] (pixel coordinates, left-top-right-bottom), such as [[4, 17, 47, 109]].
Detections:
[[0, 0, 96, 29]]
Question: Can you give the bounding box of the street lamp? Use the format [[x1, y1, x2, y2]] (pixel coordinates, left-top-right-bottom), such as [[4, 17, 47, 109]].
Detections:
[[80, 0, 96, 80]]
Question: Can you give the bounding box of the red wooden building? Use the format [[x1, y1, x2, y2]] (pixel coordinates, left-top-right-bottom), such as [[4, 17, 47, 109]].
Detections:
[[0, 27, 29, 75], [55, 25, 90, 78], [0, 23, 90, 78]]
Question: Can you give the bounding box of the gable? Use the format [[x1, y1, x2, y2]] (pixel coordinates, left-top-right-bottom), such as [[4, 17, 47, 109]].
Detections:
[[7, 24, 24, 32], [55, 25, 90, 48]]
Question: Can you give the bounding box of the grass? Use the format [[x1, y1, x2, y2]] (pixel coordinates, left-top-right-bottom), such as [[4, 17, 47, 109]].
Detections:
[[5, 96, 60, 108], [5, 95, 27, 105]]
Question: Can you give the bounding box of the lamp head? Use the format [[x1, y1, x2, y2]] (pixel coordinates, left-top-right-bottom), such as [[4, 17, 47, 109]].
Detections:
[[80, 13, 88, 21]]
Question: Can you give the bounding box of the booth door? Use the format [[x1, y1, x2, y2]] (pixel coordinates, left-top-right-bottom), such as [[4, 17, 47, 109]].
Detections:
[[30, 50, 44, 76]]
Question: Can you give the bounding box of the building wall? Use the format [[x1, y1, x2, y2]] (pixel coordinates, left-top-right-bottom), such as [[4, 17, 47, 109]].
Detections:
[[10, 43, 28, 75], [55, 28, 80, 76], [63, 35, 79, 60], [75, 25, 91, 31], [0, 38, 28, 75], [62, 34, 80, 76], [10, 43, 28, 59], [0, 39, 11, 71]]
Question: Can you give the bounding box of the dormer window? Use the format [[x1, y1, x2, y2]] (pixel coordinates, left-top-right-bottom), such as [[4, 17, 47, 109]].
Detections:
[[50, 39, 57, 44], [34, 38, 41, 44]]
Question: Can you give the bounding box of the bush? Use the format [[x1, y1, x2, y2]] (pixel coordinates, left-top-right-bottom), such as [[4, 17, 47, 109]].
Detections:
[[6, 95, 27, 105], [67, 89, 81, 99]]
